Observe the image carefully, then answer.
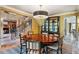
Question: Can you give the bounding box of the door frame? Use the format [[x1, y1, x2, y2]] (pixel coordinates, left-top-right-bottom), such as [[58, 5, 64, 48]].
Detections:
[[64, 16, 77, 35]]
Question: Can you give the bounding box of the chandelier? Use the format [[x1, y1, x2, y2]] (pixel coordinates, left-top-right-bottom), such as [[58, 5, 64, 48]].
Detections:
[[33, 5, 48, 26]]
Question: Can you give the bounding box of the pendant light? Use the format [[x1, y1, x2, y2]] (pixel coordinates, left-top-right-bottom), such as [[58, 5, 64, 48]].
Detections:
[[33, 5, 48, 26]]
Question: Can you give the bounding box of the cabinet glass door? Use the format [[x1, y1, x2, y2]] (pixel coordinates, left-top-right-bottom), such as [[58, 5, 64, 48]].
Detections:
[[41, 17, 59, 33]]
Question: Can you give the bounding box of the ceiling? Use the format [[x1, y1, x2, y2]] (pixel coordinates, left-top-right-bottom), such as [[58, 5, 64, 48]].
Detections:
[[6, 5, 79, 16]]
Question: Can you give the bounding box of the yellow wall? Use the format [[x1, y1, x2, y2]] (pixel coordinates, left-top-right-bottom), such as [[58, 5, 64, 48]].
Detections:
[[32, 19, 40, 34], [77, 15, 79, 32], [60, 16, 64, 37]]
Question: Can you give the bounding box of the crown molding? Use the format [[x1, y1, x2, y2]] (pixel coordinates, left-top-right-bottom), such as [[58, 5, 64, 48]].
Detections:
[[0, 5, 33, 17], [49, 11, 78, 17]]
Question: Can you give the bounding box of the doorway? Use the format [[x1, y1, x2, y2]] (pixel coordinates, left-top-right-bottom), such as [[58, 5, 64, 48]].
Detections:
[[8, 21, 16, 40], [64, 16, 77, 42]]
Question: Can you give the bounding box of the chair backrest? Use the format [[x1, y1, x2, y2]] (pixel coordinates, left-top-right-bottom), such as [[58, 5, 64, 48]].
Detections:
[[27, 40, 41, 49]]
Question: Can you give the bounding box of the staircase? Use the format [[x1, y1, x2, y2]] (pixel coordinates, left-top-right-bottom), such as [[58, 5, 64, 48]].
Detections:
[[0, 18, 32, 49], [16, 19, 32, 38]]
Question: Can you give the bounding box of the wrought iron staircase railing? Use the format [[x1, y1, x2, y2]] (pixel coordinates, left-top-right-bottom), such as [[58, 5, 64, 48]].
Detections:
[[15, 19, 32, 38]]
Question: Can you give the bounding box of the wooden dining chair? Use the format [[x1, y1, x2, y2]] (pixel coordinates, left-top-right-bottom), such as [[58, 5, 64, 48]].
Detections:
[[46, 35, 64, 54], [19, 34, 27, 54], [26, 40, 41, 54]]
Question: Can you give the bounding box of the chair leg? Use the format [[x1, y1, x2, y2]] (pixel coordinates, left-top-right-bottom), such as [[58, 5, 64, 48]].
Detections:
[[57, 49, 59, 54], [39, 49, 41, 54], [25, 41, 28, 54], [20, 44, 22, 54], [60, 45, 63, 54], [44, 46, 48, 54], [40, 48, 45, 54], [61, 48, 62, 54]]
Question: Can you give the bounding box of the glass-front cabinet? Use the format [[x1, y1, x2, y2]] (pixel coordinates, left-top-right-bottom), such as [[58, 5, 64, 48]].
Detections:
[[41, 16, 59, 34]]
